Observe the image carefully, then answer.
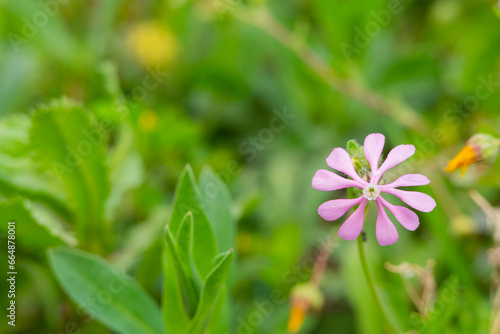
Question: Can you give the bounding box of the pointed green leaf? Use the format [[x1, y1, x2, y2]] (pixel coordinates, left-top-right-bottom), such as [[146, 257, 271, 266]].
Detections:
[[162, 214, 201, 334], [30, 98, 110, 253], [162, 254, 190, 334], [184, 249, 234, 334], [198, 166, 236, 253], [48, 247, 165, 334], [164, 225, 199, 316], [199, 167, 237, 295], [177, 212, 194, 265], [170, 165, 217, 279]]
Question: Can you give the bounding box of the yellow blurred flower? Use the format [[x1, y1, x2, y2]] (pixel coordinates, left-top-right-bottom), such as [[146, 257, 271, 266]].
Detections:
[[127, 22, 178, 68], [138, 109, 158, 132], [445, 133, 500, 176]]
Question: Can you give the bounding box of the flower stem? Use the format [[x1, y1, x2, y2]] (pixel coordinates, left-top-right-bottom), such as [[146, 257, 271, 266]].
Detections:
[[357, 234, 399, 333]]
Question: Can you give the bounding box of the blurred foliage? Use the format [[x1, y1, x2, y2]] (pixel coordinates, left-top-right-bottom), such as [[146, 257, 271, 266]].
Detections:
[[0, 0, 499, 333]]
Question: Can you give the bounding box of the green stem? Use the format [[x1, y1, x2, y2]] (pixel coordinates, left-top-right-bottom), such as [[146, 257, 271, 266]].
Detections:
[[357, 234, 399, 333]]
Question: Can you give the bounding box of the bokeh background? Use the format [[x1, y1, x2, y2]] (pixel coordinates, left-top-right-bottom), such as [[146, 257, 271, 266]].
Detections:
[[1, 0, 500, 333]]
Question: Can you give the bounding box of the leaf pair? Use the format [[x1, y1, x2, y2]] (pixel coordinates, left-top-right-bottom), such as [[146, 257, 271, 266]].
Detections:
[[163, 165, 235, 334]]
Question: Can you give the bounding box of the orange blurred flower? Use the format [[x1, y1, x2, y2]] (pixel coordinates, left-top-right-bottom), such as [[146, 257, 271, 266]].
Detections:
[[287, 298, 308, 333], [445, 144, 477, 176], [445, 133, 500, 176], [287, 283, 323, 333]]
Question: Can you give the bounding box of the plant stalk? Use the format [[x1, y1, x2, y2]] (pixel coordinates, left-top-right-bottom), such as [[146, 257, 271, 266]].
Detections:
[[357, 234, 399, 333]]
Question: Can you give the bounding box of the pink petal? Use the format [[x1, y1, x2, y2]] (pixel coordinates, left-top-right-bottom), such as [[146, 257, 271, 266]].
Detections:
[[318, 196, 364, 221], [375, 199, 399, 246], [372, 144, 415, 183], [312, 169, 362, 191], [326, 148, 365, 185], [364, 133, 385, 174], [380, 174, 430, 189], [381, 188, 436, 212], [378, 196, 419, 231], [338, 199, 368, 240]]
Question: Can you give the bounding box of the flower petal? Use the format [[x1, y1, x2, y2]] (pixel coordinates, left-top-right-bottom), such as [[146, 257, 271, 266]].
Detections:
[[375, 199, 399, 246], [312, 169, 363, 191], [326, 148, 365, 184], [338, 199, 368, 240], [318, 196, 364, 221], [364, 133, 385, 174], [379, 196, 419, 231], [381, 188, 436, 212], [372, 144, 415, 183], [380, 174, 430, 189]]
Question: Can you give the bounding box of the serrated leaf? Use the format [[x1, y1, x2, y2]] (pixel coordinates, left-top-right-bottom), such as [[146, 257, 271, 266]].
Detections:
[[30, 98, 110, 253], [0, 200, 68, 252], [184, 249, 233, 334], [48, 247, 165, 334], [170, 165, 217, 279], [0, 114, 71, 220]]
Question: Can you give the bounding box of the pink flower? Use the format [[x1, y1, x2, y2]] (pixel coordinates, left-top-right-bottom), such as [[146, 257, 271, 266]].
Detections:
[[312, 133, 436, 246]]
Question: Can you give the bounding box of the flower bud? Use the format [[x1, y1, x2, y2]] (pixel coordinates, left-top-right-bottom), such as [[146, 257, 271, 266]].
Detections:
[[287, 283, 324, 333], [445, 133, 500, 176], [347, 139, 370, 180]]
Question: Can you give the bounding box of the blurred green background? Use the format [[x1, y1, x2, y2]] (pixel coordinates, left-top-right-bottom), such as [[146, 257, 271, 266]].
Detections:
[[0, 0, 500, 333]]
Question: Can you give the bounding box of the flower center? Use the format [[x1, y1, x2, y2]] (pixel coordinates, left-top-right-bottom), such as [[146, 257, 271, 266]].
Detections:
[[363, 184, 380, 201]]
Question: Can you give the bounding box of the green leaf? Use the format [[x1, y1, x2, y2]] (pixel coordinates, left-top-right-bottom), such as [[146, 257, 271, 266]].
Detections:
[[204, 286, 229, 334], [184, 249, 234, 334], [0, 200, 69, 252], [162, 230, 190, 334], [177, 212, 194, 265], [48, 246, 165, 334], [198, 166, 237, 303], [164, 222, 199, 316], [170, 165, 217, 279], [0, 114, 71, 220], [30, 98, 110, 253], [198, 166, 236, 253], [347, 139, 360, 156]]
